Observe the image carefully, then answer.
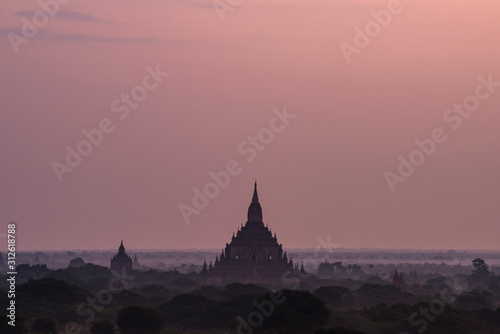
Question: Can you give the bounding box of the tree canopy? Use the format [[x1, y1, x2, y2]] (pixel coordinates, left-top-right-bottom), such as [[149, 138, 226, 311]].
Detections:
[[117, 306, 163, 334]]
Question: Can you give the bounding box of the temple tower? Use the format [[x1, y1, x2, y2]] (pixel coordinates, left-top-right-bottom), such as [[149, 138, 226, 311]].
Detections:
[[204, 182, 295, 283], [110, 240, 132, 273]]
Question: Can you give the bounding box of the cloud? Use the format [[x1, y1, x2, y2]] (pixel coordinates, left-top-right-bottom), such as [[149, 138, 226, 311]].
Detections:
[[0, 27, 18, 34], [15, 10, 114, 23], [41, 31, 158, 44], [187, 2, 214, 10], [1, 26, 195, 47], [56, 10, 114, 23], [169, 0, 215, 10]]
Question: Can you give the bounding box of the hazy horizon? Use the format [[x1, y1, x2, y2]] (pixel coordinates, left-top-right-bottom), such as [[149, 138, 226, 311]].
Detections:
[[12, 247, 500, 252], [1, 0, 499, 251]]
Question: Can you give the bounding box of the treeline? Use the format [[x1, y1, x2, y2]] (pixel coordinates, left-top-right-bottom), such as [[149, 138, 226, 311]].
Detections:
[[1, 263, 500, 333]]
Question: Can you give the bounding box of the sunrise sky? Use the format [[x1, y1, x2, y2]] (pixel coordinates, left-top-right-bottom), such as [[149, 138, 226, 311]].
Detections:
[[1, 0, 499, 251]]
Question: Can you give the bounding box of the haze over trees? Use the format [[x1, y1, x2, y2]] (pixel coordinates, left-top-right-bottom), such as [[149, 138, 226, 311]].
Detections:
[[1, 252, 499, 333]]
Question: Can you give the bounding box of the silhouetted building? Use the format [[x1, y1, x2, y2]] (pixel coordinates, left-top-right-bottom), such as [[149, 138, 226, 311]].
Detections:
[[132, 254, 140, 270], [410, 271, 421, 285], [408, 271, 422, 294], [393, 269, 400, 286], [200, 259, 208, 281], [399, 273, 407, 290], [393, 269, 407, 291], [300, 262, 306, 274], [204, 182, 295, 283], [111, 240, 132, 273]]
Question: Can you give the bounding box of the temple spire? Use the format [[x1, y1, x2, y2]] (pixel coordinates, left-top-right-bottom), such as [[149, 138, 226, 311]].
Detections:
[[119, 240, 125, 253], [252, 181, 259, 203], [247, 182, 263, 223]]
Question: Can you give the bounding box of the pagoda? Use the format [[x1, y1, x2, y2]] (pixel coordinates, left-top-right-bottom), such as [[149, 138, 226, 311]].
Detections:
[[392, 269, 408, 291], [204, 182, 294, 283], [110, 240, 132, 273]]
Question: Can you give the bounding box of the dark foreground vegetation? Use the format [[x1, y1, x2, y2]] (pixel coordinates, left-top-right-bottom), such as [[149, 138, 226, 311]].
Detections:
[[1, 259, 500, 334]]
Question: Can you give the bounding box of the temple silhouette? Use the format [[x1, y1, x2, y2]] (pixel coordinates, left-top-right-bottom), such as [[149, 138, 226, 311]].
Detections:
[[201, 182, 296, 283], [110, 240, 132, 273]]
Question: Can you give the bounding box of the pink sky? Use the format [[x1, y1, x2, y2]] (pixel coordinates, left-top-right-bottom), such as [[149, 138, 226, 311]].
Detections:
[[1, 0, 499, 251]]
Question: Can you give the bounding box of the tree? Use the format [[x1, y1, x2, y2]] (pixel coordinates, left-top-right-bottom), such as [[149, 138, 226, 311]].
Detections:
[[223, 282, 270, 298], [318, 262, 334, 277], [351, 264, 363, 275], [90, 319, 115, 334], [117, 306, 163, 334], [32, 316, 57, 334], [258, 289, 329, 333], [472, 258, 490, 279], [363, 302, 398, 322], [334, 262, 346, 274], [313, 286, 357, 310], [0, 311, 28, 334], [316, 328, 364, 334], [68, 257, 86, 268]]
